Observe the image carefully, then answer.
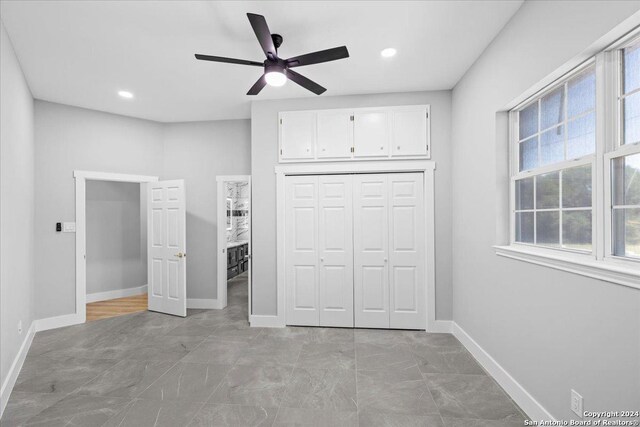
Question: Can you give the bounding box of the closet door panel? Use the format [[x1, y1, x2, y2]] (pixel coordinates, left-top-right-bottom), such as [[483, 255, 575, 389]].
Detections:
[[318, 175, 354, 327], [354, 174, 389, 328], [285, 176, 320, 326], [388, 173, 425, 329]]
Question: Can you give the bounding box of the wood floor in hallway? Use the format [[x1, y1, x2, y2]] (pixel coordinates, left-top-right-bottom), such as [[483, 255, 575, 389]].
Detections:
[[86, 293, 148, 321]]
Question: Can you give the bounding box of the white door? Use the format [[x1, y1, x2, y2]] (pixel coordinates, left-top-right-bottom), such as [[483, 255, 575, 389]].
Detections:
[[279, 111, 316, 160], [318, 175, 354, 327], [147, 180, 187, 317], [391, 106, 429, 157], [285, 175, 319, 326], [317, 111, 353, 159], [354, 174, 390, 328], [353, 110, 390, 158], [388, 173, 425, 329]]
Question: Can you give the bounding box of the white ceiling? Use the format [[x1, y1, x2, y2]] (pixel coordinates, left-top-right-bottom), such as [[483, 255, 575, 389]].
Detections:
[[0, 1, 522, 122]]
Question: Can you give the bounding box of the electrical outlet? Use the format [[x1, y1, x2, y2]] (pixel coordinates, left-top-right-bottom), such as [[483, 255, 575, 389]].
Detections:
[[571, 389, 583, 417], [18, 320, 23, 334]]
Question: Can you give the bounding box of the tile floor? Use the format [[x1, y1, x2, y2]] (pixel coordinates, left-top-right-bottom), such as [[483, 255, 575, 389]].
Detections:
[[1, 274, 527, 426]]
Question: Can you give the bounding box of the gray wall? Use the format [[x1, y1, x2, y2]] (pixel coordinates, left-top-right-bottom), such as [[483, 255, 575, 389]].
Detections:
[[250, 91, 452, 318], [86, 181, 145, 295], [34, 102, 250, 318], [0, 19, 35, 393], [34, 101, 164, 318], [451, 1, 640, 419], [163, 120, 251, 300]]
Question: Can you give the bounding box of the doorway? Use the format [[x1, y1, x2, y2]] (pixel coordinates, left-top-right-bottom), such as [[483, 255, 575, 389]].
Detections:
[[216, 176, 251, 320]]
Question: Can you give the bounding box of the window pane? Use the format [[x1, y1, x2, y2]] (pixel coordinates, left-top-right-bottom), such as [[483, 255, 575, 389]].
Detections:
[[515, 212, 534, 243], [519, 137, 538, 171], [567, 68, 595, 118], [515, 178, 534, 210], [623, 42, 640, 94], [541, 87, 565, 130], [536, 172, 560, 209], [563, 164, 592, 208], [537, 211, 559, 246], [613, 208, 640, 259], [519, 102, 538, 140], [563, 211, 592, 251], [612, 153, 640, 206], [567, 112, 595, 158], [540, 126, 564, 166], [623, 91, 640, 145]]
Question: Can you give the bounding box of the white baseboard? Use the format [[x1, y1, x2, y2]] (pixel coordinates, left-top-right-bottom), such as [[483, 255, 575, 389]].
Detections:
[[250, 315, 285, 328], [428, 319, 453, 333], [187, 298, 223, 309], [34, 313, 83, 332], [0, 322, 35, 418], [86, 285, 148, 303], [452, 322, 554, 421]]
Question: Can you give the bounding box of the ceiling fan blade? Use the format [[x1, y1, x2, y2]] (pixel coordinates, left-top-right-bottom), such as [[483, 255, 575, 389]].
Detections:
[[247, 13, 277, 60], [195, 54, 263, 67], [286, 69, 326, 95], [247, 74, 267, 95], [286, 46, 349, 68]]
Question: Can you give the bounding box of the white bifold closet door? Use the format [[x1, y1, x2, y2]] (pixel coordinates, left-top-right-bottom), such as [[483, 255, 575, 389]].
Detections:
[[354, 173, 425, 329], [285, 175, 354, 327]]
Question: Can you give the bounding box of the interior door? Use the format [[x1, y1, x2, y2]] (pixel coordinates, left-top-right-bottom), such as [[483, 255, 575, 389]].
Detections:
[[285, 175, 319, 326], [388, 173, 425, 329], [354, 174, 390, 328], [147, 179, 187, 317], [318, 175, 354, 327]]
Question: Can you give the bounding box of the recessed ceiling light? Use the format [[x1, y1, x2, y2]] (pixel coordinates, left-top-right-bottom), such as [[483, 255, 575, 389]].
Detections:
[[118, 90, 134, 99], [380, 48, 397, 58]]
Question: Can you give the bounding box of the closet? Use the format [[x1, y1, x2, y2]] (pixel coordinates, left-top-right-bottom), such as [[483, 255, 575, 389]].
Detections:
[[284, 172, 426, 330]]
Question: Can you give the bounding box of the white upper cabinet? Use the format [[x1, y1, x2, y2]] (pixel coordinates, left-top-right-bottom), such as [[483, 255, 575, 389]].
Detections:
[[317, 111, 353, 159], [391, 106, 429, 157], [279, 111, 316, 160], [353, 110, 390, 158], [278, 105, 429, 163]]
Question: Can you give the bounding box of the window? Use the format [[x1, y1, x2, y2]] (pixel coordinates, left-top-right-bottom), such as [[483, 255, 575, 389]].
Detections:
[[506, 29, 640, 284], [513, 65, 595, 252]]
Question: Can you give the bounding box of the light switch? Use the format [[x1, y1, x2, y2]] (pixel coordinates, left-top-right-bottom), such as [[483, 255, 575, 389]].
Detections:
[[62, 222, 76, 233]]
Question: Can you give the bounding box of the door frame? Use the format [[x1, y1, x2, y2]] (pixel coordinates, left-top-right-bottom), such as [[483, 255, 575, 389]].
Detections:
[[74, 171, 159, 324], [216, 175, 251, 316], [274, 160, 440, 331]]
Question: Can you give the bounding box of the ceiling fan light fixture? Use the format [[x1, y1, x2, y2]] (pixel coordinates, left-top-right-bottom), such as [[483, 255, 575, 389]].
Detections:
[[265, 70, 287, 87]]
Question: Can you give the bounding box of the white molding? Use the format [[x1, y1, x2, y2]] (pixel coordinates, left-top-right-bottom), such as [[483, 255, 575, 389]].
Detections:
[[250, 315, 285, 328], [495, 245, 640, 290], [187, 298, 223, 309], [428, 320, 453, 333], [86, 285, 147, 303], [75, 171, 159, 327], [34, 313, 82, 332], [275, 160, 437, 330], [452, 322, 555, 421], [0, 322, 35, 418]]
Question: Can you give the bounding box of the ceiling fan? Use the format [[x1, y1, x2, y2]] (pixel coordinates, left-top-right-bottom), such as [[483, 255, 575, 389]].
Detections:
[[195, 13, 349, 95]]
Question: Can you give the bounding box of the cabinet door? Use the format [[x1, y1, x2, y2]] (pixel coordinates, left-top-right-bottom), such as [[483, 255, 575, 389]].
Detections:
[[280, 111, 316, 160], [285, 175, 319, 326], [317, 111, 353, 159], [388, 173, 425, 329], [353, 110, 390, 157], [391, 106, 429, 157], [353, 174, 389, 328], [318, 175, 354, 327]]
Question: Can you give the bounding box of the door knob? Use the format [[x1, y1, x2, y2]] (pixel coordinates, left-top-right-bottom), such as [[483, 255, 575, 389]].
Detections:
[[174, 252, 186, 258]]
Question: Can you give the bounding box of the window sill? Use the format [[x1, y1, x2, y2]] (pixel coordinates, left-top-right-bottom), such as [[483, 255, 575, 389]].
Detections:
[[494, 245, 640, 291]]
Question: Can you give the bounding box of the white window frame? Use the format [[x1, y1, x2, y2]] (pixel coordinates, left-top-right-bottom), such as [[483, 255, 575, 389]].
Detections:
[[498, 27, 640, 291]]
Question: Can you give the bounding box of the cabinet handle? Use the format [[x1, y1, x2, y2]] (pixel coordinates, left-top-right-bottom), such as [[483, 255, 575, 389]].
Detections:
[[380, 146, 384, 150], [320, 257, 324, 262], [384, 258, 388, 262], [397, 146, 401, 150]]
